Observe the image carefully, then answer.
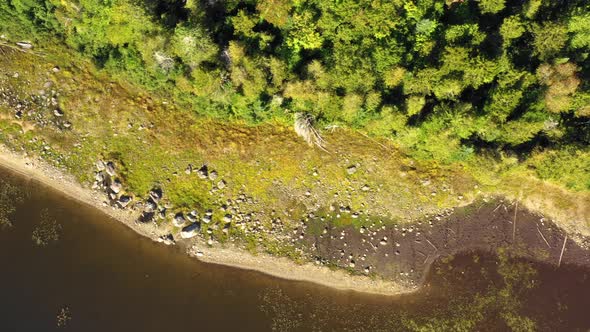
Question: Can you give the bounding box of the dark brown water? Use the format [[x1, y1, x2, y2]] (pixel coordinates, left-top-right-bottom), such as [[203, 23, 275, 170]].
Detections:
[[1, 166, 590, 331]]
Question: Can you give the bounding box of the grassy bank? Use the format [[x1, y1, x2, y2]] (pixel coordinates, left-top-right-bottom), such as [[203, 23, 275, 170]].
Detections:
[[1, 40, 588, 262]]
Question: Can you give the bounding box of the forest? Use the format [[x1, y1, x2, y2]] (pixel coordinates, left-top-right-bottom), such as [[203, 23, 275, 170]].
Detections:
[[1, 0, 589, 190]]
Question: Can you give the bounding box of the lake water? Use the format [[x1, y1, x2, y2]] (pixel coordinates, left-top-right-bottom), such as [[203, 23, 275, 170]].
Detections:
[[1, 166, 590, 331]]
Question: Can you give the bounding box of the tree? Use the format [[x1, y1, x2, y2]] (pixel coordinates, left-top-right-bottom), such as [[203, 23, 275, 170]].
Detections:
[[568, 13, 590, 50], [384, 67, 406, 88], [257, 0, 292, 28], [500, 16, 525, 43], [227, 41, 268, 99], [478, 0, 505, 14], [532, 22, 568, 60], [537, 62, 580, 113], [286, 11, 323, 52], [170, 24, 218, 69]]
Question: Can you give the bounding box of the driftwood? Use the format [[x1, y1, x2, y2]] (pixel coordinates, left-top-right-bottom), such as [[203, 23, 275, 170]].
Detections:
[[536, 226, 551, 248], [512, 201, 518, 242], [558, 235, 568, 267], [0, 42, 44, 57], [294, 112, 328, 152], [425, 238, 438, 251]]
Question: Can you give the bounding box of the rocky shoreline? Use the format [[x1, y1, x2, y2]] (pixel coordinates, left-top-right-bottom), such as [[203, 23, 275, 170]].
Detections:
[[0, 146, 412, 296], [3, 145, 590, 298]]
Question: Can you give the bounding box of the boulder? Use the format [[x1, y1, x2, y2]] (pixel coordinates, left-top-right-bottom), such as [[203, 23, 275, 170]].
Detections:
[[173, 213, 186, 227], [217, 180, 226, 189], [196, 165, 208, 179], [110, 179, 122, 194], [347, 165, 357, 175], [158, 234, 175, 245], [118, 195, 132, 208], [180, 222, 201, 239], [94, 172, 104, 183], [139, 212, 155, 223], [105, 162, 116, 176], [144, 199, 157, 213], [96, 161, 106, 171], [187, 212, 197, 222], [185, 164, 193, 175], [149, 188, 163, 202]]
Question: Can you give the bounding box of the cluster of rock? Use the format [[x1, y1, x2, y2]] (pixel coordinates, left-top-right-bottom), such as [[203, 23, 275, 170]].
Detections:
[[0, 64, 71, 131], [92, 160, 133, 208], [87, 158, 456, 284], [90, 160, 242, 247], [184, 163, 226, 189]]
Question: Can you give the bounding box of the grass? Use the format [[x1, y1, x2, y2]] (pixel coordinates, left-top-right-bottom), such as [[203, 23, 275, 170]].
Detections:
[[0, 39, 589, 263]]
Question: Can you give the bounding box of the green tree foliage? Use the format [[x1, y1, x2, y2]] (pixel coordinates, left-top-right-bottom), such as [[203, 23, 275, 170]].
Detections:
[[2, 0, 589, 189], [500, 16, 525, 42], [532, 22, 568, 60], [523, 0, 541, 19], [170, 24, 218, 69], [568, 12, 590, 50], [478, 0, 506, 14], [537, 62, 580, 113]]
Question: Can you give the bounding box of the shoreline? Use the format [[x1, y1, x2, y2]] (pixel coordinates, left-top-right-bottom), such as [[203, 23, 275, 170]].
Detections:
[[0, 147, 413, 296]]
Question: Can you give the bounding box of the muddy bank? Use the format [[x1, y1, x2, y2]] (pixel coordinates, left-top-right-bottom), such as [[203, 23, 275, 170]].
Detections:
[[305, 200, 590, 286]]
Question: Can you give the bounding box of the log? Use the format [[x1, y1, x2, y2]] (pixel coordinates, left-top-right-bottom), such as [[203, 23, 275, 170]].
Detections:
[[558, 235, 568, 267], [536, 226, 551, 248], [512, 201, 518, 242]]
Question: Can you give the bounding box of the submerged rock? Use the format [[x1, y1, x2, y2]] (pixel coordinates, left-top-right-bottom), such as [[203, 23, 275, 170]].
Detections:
[[157, 234, 175, 245]]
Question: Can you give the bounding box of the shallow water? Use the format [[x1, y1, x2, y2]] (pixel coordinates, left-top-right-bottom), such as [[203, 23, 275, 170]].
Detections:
[[1, 166, 590, 331]]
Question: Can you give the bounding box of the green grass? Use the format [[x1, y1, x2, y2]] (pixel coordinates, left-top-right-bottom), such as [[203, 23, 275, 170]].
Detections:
[[1, 38, 589, 264]]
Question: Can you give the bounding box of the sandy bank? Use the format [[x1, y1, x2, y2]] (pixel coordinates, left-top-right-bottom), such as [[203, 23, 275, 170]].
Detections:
[[0, 147, 412, 296]]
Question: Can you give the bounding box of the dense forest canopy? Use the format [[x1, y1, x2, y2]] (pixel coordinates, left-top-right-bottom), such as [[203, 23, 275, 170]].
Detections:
[[1, 0, 589, 189]]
